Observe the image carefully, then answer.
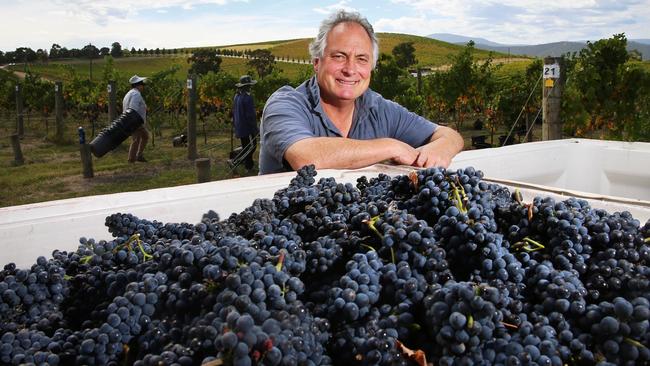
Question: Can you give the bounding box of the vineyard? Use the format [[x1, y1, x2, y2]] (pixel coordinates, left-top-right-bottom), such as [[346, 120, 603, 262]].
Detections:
[[0, 33, 649, 207]]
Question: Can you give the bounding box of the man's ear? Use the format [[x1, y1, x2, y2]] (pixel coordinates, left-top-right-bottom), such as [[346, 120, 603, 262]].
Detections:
[[313, 58, 319, 72]]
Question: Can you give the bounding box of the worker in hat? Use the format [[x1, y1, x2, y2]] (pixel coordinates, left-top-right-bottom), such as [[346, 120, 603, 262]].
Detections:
[[123, 75, 149, 163], [232, 75, 258, 171]]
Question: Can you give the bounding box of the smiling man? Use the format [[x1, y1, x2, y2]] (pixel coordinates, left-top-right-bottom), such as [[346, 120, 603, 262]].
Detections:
[[258, 10, 464, 174]]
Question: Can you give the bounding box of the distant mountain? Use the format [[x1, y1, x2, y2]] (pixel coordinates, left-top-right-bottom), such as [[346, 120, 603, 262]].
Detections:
[[427, 33, 507, 47], [427, 33, 650, 61], [477, 41, 650, 61]]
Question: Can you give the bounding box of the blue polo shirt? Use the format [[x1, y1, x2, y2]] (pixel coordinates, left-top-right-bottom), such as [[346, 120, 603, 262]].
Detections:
[[259, 76, 437, 174]]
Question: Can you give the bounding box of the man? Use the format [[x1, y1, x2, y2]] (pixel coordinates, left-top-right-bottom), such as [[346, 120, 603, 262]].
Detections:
[[123, 75, 149, 163], [258, 10, 463, 175], [232, 75, 258, 171]]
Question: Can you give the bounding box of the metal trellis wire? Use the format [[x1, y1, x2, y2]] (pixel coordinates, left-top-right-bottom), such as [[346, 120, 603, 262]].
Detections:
[[501, 73, 543, 147]]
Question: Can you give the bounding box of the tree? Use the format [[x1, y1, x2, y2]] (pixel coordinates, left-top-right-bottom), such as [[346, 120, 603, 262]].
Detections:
[[567, 33, 648, 139], [247, 49, 275, 78], [82, 44, 100, 59], [14, 47, 37, 63], [392, 41, 418, 69], [50, 44, 61, 59], [0, 51, 5, 64], [131, 47, 136, 54], [424, 41, 498, 132], [187, 49, 222, 76], [82, 44, 100, 80], [36, 49, 48, 63], [111, 42, 123, 58], [370, 53, 410, 101], [99, 47, 110, 57]]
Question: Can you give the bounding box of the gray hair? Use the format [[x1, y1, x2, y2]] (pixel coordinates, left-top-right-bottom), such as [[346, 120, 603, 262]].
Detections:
[[308, 10, 379, 69]]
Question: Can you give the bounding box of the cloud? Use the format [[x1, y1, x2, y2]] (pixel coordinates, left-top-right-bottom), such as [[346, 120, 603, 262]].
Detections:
[[0, 0, 647, 52], [313, 1, 358, 15], [384, 0, 650, 43]]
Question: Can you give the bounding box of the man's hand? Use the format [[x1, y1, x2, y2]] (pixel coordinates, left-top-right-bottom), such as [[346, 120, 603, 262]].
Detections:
[[389, 139, 420, 166], [413, 126, 464, 168]]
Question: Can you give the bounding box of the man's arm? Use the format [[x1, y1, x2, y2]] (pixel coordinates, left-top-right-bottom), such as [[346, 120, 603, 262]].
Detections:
[[284, 136, 419, 170], [414, 125, 464, 168]]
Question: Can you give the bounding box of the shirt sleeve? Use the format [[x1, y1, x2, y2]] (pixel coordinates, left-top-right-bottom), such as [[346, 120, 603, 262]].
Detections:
[[261, 87, 317, 165], [379, 97, 437, 147]]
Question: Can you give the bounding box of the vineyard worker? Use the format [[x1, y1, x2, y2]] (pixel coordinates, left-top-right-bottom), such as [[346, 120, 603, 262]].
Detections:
[[123, 75, 149, 163], [258, 10, 463, 175], [233, 75, 259, 171]]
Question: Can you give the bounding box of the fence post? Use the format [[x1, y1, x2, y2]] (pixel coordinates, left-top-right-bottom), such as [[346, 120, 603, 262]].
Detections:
[[108, 80, 117, 122], [11, 134, 24, 165], [195, 158, 211, 183], [55, 81, 64, 142], [187, 74, 198, 160], [78, 127, 94, 178], [15, 84, 24, 137], [542, 57, 564, 141]]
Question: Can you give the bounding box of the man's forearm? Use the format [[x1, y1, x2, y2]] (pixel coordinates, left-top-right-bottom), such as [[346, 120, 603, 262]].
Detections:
[[285, 137, 417, 170], [429, 125, 464, 155]]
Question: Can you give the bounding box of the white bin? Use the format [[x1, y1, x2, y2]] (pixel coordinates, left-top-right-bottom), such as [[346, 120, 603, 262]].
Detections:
[[1, 138, 649, 269]]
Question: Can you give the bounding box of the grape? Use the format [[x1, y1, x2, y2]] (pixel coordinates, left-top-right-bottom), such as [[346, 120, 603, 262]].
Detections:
[[0, 165, 647, 365]]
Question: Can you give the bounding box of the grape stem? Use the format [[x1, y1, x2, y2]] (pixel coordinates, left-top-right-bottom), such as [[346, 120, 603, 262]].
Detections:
[[362, 216, 384, 239], [449, 178, 468, 214], [111, 233, 153, 261], [512, 237, 545, 252], [276, 250, 286, 272], [624, 337, 647, 349]]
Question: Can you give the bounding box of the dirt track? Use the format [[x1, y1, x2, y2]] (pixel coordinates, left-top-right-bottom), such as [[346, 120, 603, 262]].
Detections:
[[1, 64, 54, 81]]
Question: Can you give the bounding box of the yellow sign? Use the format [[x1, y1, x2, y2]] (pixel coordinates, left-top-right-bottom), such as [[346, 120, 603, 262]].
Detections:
[[545, 79, 555, 88]]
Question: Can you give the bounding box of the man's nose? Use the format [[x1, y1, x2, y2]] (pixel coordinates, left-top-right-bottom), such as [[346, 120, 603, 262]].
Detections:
[[341, 58, 356, 74]]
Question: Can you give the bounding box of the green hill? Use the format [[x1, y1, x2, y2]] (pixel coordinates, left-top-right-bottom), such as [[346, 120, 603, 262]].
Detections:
[[221, 33, 509, 67], [10, 33, 521, 82]]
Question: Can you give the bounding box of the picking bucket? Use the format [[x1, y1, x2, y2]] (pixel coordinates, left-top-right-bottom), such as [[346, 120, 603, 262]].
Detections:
[[90, 109, 143, 157]]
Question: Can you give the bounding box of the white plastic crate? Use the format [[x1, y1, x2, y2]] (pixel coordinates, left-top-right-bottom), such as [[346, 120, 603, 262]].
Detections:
[[1, 139, 649, 269]]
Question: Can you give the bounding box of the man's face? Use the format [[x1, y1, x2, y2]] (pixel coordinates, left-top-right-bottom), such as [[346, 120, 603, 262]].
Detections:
[[314, 21, 373, 105]]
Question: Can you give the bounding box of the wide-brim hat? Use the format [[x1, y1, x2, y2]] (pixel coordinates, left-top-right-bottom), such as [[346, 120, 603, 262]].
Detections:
[[129, 75, 147, 85], [236, 75, 257, 87]]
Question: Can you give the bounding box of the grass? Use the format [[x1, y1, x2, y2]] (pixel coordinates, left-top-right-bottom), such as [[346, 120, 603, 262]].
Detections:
[[16, 56, 189, 82], [267, 33, 510, 67], [0, 122, 254, 207], [14, 55, 314, 82]]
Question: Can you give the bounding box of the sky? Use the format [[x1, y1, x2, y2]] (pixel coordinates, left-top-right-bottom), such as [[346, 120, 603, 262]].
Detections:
[[1, 0, 649, 52]]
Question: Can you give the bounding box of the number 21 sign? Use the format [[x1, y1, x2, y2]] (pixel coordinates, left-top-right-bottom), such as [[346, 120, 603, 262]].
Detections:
[[543, 63, 560, 79]]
